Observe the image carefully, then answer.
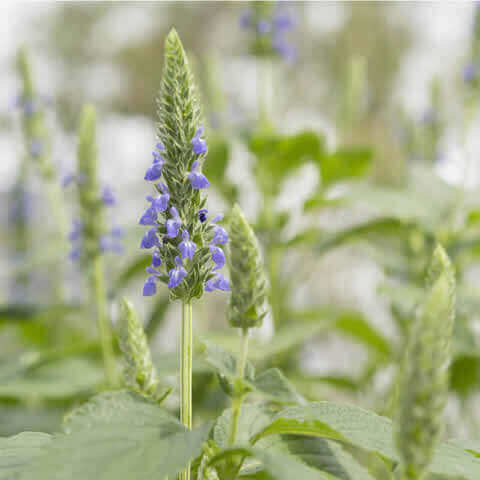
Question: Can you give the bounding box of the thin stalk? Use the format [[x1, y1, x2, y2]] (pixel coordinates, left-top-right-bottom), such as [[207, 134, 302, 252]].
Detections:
[[229, 328, 249, 446], [45, 179, 68, 303], [92, 255, 117, 387], [180, 301, 193, 480]]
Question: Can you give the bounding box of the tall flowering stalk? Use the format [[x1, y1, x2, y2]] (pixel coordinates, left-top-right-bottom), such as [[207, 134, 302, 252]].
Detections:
[[138, 29, 229, 480], [75, 105, 118, 387], [15, 47, 68, 302], [227, 204, 268, 445], [394, 245, 456, 480]]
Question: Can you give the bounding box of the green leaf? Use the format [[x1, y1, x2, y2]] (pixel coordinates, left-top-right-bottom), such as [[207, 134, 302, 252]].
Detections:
[[213, 403, 274, 449], [0, 357, 103, 400], [0, 304, 81, 324], [317, 147, 372, 186], [251, 402, 480, 479], [209, 446, 335, 480], [313, 218, 412, 255], [0, 433, 52, 480], [283, 436, 376, 480], [295, 309, 391, 358], [201, 340, 301, 403], [17, 391, 211, 480], [252, 368, 303, 404], [249, 131, 324, 194], [62, 390, 175, 433]]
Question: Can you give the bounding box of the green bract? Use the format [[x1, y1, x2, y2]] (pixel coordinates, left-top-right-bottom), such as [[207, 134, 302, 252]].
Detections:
[[394, 245, 456, 480], [228, 204, 268, 329]]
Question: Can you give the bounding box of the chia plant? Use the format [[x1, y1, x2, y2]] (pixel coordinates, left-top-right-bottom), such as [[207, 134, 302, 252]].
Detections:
[[394, 245, 456, 480], [72, 105, 120, 387], [226, 203, 268, 445], [15, 46, 68, 302], [137, 28, 229, 480], [240, 1, 297, 63]]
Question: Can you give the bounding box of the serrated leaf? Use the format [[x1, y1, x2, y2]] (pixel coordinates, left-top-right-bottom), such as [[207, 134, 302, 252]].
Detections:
[[213, 404, 274, 449], [62, 390, 175, 433], [0, 432, 52, 480], [252, 368, 303, 404], [15, 391, 211, 480], [209, 446, 335, 480], [251, 402, 480, 479]]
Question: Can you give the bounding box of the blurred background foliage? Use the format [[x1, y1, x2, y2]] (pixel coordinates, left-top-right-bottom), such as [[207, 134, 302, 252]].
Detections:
[[2, 1, 480, 442]]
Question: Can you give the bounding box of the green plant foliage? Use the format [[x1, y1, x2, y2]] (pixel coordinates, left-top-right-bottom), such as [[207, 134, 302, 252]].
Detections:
[[7, 391, 211, 480]]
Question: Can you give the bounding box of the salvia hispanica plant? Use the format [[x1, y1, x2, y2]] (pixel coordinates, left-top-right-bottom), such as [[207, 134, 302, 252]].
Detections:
[[138, 28, 229, 480], [240, 1, 296, 63], [394, 245, 456, 480], [72, 105, 118, 387], [14, 46, 68, 302], [5, 19, 480, 480]]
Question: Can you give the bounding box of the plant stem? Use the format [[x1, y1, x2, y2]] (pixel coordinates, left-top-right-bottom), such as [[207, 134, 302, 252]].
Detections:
[[92, 255, 117, 387], [229, 328, 249, 446], [46, 178, 68, 303], [180, 301, 193, 480]]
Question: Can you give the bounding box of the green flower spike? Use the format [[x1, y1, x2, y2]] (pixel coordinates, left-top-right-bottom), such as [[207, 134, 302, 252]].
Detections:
[[226, 204, 269, 446], [394, 245, 456, 480]]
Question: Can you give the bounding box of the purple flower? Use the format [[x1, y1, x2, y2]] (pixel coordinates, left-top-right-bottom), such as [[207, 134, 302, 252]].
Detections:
[[68, 219, 82, 242], [144, 150, 165, 181], [205, 274, 230, 292], [146, 193, 169, 213], [156, 141, 165, 152], [100, 227, 124, 254], [166, 206, 181, 238], [140, 227, 160, 249], [273, 35, 297, 63], [62, 173, 76, 188], [464, 63, 477, 83], [199, 208, 208, 223], [212, 225, 228, 245], [168, 256, 187, 289], [274, 10, 295, 32], [210, 245, 225, 270], [30, 139, 43, 157], [143, 276, 157, 296], [188, 160, 210, 190], [257, 20, 271, 35], [179, 230, 197, 260], [102, 186, 116, 206], [69, 247, 82, 262], [139, 206, 157, 226], [239, 9, 252, 28], [23, 99, 36, 116], [152, 250, 162, 267], [191, 126, 207, 155]]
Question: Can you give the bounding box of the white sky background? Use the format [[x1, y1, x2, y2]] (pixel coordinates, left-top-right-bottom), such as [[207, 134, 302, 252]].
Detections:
[[1, 1, 479, 192]]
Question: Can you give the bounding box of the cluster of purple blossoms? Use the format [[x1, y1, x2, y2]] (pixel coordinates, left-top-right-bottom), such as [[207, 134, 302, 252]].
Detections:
[[139, 127, 230, 297], [240, 3, 297, 63]]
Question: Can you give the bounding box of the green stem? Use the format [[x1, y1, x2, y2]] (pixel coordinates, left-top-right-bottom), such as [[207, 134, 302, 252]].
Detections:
[[180, 301, 193, 480], [46, 179, 68, 303], [92, 255, 117, 387], [229, 328, 249, 446]]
